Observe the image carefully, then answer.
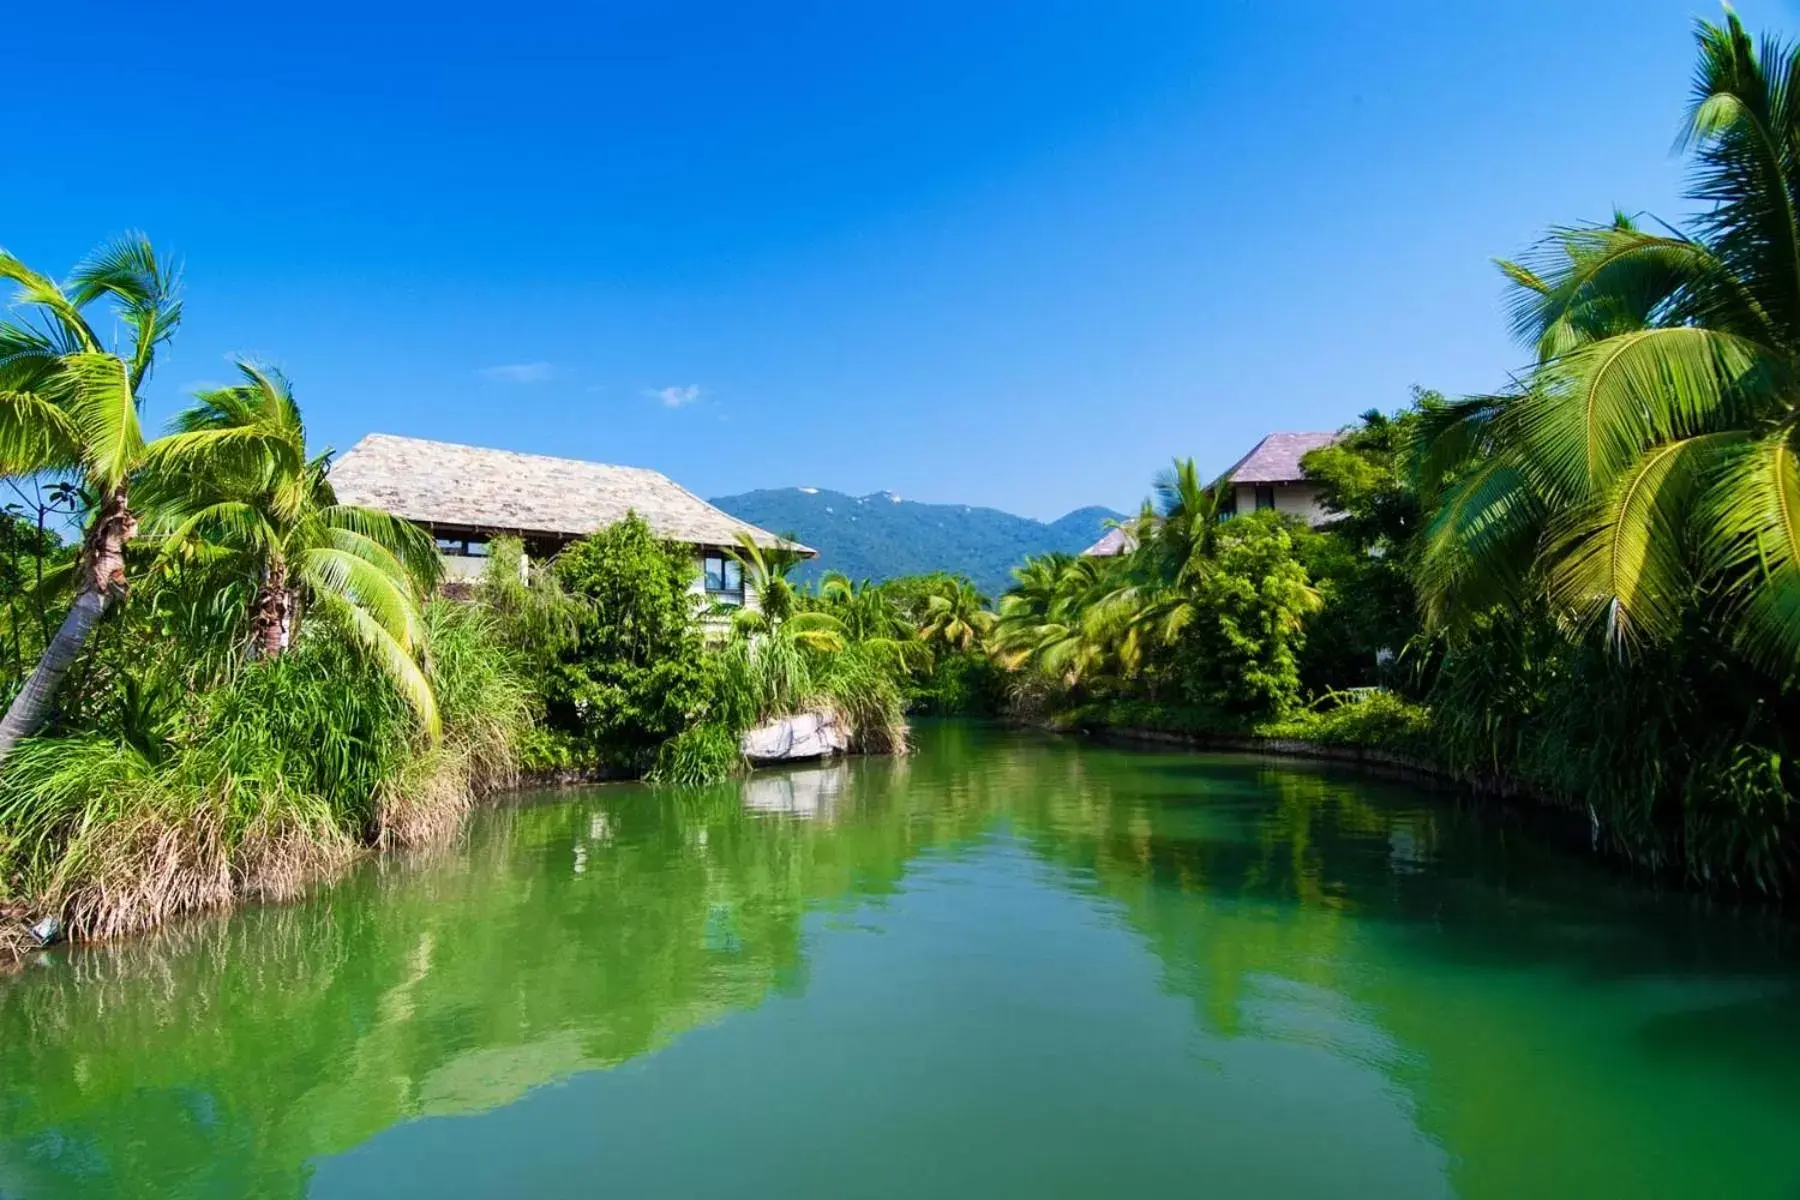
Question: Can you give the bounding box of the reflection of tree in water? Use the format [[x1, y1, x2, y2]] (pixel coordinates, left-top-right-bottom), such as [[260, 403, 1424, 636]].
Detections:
[[0, 764, 991, 1199], [2, 726, 1797, 1199]]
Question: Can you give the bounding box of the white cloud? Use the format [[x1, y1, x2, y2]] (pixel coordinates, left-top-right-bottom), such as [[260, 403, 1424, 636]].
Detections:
[[647, 384, 702, 409], [480, 361, 555, 384]]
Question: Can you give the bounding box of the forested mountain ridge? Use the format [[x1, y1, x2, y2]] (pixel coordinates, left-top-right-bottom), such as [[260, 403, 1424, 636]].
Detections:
[[710, 488, 1124, 596]]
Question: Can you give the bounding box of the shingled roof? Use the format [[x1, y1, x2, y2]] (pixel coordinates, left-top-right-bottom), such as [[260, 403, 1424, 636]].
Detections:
[[1223, 432, 1340, 484], [330, 434, 814, 555]]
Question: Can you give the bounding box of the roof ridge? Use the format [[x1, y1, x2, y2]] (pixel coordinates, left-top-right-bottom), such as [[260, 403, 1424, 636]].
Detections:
[[351, 432, 662, 477]]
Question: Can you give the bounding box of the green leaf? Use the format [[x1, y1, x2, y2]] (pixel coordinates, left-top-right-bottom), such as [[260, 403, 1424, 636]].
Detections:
[[59, 352, 144, 489], [1543, 433, 1738, 648], [1699, 429, 1800, 671]]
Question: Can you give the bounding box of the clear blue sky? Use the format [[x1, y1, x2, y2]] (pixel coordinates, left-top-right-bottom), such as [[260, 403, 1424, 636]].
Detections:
[[7, 1, 1792, 518]]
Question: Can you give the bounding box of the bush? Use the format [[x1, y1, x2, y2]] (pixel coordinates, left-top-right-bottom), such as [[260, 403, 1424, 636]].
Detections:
[[546, 514, 714, 770], [912, 650, 1005, 716], [1169, 515, 1320, 721], [649, 723, 745, 786]]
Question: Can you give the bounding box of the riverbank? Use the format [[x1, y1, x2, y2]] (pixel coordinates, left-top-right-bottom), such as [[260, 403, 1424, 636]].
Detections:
[[0, 711, 896, 969], [1054, 693, 1790, 899]]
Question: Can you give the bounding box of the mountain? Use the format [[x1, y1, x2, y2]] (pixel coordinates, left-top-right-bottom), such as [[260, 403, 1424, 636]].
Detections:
[[709, 488, 1126, 598]]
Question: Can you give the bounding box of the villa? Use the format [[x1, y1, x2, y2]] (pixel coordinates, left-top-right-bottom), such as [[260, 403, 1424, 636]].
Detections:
[[1083, 430, 1339, 556], [1216, 431, 1339, 523], [329, 433, 814, 609]]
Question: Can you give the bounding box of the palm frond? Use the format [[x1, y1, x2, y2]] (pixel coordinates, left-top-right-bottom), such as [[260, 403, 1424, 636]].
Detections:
[[313, 589, 441, 740], [317, 505, 441, 593], [1515, 326, 1769, 503], [1699, 428, 1800, 670], [1544, 433, 1737, 648], [0, 389, 81, 475], [66, 233, 183, 388], [0, 250, 99, 352], [59, 353, 144, 489]]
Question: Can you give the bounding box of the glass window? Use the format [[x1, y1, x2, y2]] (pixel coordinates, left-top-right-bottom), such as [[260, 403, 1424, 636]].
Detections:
[[1254, 485, 1276, 512], [703, 553, 744, 603]]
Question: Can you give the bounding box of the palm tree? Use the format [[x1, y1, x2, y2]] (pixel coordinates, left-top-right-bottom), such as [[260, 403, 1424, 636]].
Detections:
[[919, 577, 995, 654], [817, 572, 915, 643], [139, 363, 446, 733], [994, 552, 1120, 684], [1122, 456, 1235, 649], [1417, 13, 1800, 670], [0, 236, 181, 759], [727, 531, 805, 624]]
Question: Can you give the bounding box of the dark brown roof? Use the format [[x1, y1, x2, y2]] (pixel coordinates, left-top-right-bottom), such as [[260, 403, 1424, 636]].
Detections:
[[1223, 432, 1340, 485], [330, 434, 815, 555]]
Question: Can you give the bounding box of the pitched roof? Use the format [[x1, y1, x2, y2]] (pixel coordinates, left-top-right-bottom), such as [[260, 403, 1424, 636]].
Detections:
[[1081, 526, 1138, 557], [329, 434, 814, 555], [1223, 432, 1340, 484]]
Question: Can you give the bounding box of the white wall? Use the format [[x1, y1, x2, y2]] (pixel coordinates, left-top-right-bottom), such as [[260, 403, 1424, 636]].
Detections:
[[1232, 482, 1333, 526]]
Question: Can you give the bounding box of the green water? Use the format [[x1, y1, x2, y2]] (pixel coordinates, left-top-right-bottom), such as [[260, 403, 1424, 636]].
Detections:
[[1, 725, 1797, 1198]]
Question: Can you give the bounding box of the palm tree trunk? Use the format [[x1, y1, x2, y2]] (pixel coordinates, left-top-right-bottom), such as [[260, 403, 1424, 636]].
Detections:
[[248, 559, 294, 659], [0, 489, 136, 762]]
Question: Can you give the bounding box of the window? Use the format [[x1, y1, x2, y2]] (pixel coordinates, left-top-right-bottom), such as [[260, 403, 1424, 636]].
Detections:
[[1254, 485, 1276, 512], [435, 535, 490, 558], [703, 551, 745, 605]]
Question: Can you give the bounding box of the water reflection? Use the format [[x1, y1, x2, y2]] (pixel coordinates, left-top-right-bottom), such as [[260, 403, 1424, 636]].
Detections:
[[740, 762, 849, 820], [0, 723, 1795, 1199]]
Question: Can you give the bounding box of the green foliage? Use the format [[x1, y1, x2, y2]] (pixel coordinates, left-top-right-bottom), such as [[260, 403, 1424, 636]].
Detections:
[[138, 362, 444, 734], [710, 486, 1124, 598], [0, 603, 534, 938], [911, 649, 1006, 716], [1260, 689, 1434, 755], [545, 513, 713, 769], [649, 723, 745, 786], [1167, 514, 1320, 721], [1296, 405, 1423, 692], [1426, 613, 1799, 892]]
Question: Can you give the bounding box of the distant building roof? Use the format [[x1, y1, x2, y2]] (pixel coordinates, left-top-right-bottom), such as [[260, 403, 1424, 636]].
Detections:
[[1081, 525, 1138, 557], [1223, 432, 1340, 485], [330, 434, 814, 555]]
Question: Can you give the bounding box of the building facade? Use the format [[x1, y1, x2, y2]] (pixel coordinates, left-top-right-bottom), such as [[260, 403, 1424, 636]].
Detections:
[[329, 434, 814, 612]]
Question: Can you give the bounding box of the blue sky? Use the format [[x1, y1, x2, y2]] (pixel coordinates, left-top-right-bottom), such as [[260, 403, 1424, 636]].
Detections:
[[8, 1, 1793, 518]]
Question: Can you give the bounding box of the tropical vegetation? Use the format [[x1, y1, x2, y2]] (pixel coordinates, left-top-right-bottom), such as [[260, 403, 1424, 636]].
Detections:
[[983, 11, 1800, 896]]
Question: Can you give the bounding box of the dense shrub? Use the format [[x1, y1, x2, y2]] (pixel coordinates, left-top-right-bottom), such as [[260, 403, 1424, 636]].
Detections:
[[1168, 514, 1319, 721], [545, 514, 714, 770]]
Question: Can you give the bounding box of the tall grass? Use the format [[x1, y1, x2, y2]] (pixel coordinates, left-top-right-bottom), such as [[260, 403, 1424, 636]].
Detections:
[[0, 599, 534, 947], [709, 632, 909, 759]]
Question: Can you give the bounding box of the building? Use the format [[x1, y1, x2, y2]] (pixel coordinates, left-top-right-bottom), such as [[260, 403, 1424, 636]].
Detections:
[[329, 434, 814, 610], [1081, 430, 1340, 557], [1217, 431, 1339, 524]]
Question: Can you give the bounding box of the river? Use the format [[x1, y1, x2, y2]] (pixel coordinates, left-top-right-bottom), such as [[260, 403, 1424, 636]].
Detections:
[[1, 723, 1796, 1197]]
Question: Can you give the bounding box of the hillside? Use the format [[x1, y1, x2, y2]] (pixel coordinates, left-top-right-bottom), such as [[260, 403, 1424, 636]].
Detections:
[[709, 488, 1125, 597]]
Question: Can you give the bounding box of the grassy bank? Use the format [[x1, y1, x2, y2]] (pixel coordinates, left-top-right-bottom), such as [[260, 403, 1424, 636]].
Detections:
[[0, 602, 532, 956]]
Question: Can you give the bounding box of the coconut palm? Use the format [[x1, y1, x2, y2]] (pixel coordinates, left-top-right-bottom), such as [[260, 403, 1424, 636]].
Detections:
[[1416, 14, 1800, 670], [994, 553, 1120, 683], [0, 236, 181, 759], [817, 572, 915, 644], [140, 363, 445, 733], [919, 577, 995, 654], [726, 531, 805, 624]]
